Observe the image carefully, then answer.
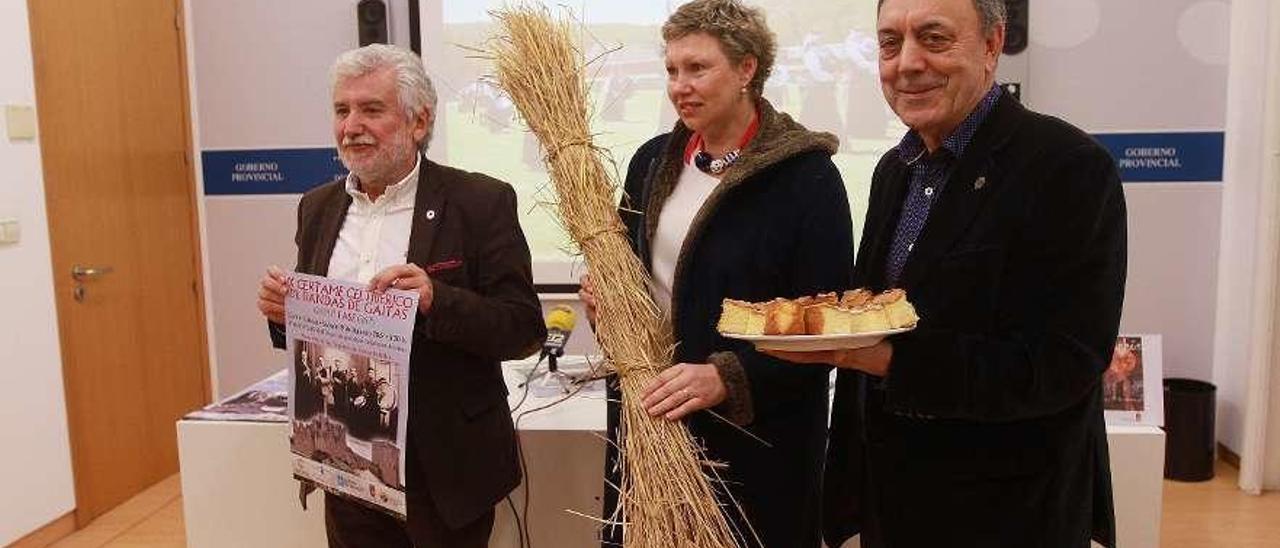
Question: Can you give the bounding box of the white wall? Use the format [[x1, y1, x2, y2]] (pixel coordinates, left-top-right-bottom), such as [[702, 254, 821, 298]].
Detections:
[[0, 1, 77, 544], [188, 0, 356, 396], [1026, 0, 1229, 385]]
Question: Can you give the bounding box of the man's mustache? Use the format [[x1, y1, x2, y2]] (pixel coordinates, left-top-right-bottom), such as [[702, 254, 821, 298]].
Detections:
[[342, 135, 377, 147]]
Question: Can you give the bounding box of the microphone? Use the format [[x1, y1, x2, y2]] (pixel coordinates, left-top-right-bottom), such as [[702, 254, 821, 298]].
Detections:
[[542, 305, 576, 371]]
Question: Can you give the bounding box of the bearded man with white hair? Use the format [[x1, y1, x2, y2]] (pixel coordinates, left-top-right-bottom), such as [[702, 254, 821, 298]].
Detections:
[[256, 44, 544, 547]]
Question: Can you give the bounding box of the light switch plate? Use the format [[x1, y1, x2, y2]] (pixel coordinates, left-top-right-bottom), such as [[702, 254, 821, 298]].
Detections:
[[4, 105, 37, 141], [0, 219, 20, 244]]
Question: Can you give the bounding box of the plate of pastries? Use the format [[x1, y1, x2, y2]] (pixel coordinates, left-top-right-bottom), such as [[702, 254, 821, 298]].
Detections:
[[717, 288, 918, 352]]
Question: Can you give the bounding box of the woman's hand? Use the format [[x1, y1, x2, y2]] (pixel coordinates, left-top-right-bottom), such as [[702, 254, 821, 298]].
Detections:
[[641, 363, 728, 421], [578, 274, 599, 327]]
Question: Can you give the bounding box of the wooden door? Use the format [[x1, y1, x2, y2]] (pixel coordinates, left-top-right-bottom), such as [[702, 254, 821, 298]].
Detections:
[[27, 0, 210, 524]]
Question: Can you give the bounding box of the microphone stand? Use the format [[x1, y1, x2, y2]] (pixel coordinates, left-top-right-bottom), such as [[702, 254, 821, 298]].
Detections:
[[517, 352, 572, 393]]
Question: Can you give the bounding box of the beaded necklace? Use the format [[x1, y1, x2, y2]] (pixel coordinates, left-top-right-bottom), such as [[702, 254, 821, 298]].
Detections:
[[683, 110, 760, 175]]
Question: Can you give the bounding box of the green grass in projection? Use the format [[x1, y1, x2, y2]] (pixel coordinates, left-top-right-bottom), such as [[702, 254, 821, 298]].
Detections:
[[430, 4, 902, 269]]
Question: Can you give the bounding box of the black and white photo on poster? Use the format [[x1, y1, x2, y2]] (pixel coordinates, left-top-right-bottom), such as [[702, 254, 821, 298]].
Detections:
[[291, 340, 402, 440], [284, 272, 417, 518]]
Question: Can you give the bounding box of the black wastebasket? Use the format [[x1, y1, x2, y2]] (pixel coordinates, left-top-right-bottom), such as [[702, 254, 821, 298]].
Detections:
[[1162, 378, 1216, 482]]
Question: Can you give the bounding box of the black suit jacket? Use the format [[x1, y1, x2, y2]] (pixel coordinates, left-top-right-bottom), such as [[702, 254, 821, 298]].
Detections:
[[824, 95, 1125, 548], [273, 158, 545, 527]]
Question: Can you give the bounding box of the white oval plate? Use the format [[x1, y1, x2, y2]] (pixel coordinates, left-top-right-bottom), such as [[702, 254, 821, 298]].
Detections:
[[722, 327, 915, 352]]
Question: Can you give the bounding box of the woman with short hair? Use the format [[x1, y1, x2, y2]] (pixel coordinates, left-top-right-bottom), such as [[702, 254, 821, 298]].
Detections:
[[581, 1, 855, 545]]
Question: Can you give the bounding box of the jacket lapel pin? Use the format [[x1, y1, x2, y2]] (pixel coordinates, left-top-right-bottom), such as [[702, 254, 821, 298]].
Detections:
[[973, 176, 987, 190], [425, 209, 437, 220]]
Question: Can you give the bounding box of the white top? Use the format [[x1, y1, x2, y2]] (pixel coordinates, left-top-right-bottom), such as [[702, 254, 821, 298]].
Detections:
[[327, 156, 422, 283], [650, 161, 720, 315]]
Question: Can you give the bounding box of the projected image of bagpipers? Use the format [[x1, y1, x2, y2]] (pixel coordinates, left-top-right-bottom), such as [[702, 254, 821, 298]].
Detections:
[[424, 1, 897, 273]]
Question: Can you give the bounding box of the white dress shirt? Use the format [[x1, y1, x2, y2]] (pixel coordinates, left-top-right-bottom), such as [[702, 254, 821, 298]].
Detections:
[[650, 161, 719, 316], [327, 156, 421, 283]]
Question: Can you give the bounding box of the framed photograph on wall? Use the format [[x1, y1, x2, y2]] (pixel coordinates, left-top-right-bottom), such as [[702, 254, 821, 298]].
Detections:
[[1103, 334, 1164, 426]]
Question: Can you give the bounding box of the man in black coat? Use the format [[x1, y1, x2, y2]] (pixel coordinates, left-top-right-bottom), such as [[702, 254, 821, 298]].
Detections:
[[770, 1, 1125, 546]]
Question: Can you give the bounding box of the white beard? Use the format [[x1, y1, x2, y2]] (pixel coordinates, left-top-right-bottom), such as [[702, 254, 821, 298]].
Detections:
[[339, 130, 417, 188]]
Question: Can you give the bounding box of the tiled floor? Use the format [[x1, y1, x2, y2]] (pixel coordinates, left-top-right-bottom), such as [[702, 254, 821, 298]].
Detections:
[[41, 460, 1280, 547]]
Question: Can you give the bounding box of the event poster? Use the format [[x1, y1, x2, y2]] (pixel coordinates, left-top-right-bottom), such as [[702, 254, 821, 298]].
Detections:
[[1103, 334, 1164, 427], [185, 369, 289, 422], [284, 272, 418, 518]]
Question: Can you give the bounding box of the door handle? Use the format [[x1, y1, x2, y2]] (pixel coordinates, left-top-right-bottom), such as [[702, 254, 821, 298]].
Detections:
[[72, 265, 114, 281], [71, 265, 113, 303]]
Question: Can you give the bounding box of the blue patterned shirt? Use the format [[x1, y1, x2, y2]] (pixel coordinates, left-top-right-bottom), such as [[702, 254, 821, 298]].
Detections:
[[884, 85, 1002, 285]]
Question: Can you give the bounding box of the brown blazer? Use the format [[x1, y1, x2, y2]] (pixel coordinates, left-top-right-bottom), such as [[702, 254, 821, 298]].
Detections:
[[275, 158, 545, 527]]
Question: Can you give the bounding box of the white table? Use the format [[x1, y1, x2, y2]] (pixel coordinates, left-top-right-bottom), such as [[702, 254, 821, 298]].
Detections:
[[491, 356, 608, 547], [178, 420, 328, 547], [1099, 425, 1165, 548], [178, 357, 607, 548], [178, 359, 1164, 547]]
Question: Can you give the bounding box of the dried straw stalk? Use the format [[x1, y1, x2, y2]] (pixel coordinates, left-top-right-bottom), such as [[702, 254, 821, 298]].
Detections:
[[486, 6, 742, 547]]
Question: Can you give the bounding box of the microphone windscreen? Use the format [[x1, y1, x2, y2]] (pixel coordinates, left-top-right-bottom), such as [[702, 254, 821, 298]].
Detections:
[[546, 304, 576, 332]]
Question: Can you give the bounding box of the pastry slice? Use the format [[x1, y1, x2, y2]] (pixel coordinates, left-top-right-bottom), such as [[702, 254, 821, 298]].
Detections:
[[717, 299, 766, 335], [763, 298, 806, 335], [848, 304, 893, 333], [804, 303, 857, 334], [874, 289, 920, 328], [796, 292, 839, 307], [840, 288, 875, 308]]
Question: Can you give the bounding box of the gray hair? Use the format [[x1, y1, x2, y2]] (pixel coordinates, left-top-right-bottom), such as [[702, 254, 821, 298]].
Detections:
[[877, 0, 1007, 36], [662, 0, 776, 98], [330, 44, 438, 152]]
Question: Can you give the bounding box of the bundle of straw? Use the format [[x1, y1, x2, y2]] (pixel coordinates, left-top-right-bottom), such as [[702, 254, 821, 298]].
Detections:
[[485, 6, 743, 547]]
